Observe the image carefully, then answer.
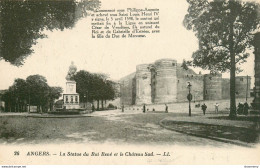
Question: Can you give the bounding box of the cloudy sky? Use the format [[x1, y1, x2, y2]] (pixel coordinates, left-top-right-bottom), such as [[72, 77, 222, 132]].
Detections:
[[0, 0, 255, 91]]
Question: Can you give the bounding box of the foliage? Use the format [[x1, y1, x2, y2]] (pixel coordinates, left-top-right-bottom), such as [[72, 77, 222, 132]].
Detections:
[[0, 0, 100, 65], [2, 74, 63, 112], [184, 0, 259, 72], [183, 0, 260, 117], [73, 70, 117, 108]]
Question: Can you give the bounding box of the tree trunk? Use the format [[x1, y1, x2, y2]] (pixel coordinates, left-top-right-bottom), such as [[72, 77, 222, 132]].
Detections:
[[101, 99, 104, 110], [229, 3, 236, 118], [97, 100, 99, 110]]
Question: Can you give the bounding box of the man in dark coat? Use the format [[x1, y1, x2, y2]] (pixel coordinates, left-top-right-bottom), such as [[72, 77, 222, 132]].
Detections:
[[243, 102, 249, 115], [122, 104, 124, 112], [237, 103, 244, 115], [165, 104, 168, 113], [143, 104, 146, 113], [201, 103, 207, 115]]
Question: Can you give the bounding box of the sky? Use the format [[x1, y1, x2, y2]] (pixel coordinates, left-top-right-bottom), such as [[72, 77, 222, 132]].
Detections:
[[0, 0, 256, 91]]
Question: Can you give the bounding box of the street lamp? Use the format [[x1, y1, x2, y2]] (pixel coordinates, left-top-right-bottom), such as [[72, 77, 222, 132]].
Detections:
[[84, 94, 86, 108], [187, 82, 193, 117]]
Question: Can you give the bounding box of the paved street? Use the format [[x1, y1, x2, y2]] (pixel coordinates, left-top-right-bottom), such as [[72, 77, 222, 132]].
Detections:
[[0, 110, 238, 147]]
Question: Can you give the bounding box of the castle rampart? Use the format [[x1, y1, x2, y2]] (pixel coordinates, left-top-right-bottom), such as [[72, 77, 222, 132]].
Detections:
[[153, 59, 177, 103], [135, 64, 152, 105], [119, 59, 251, 106]]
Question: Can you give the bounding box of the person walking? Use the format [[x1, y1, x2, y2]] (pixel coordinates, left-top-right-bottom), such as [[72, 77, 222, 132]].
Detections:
[[143, 104, 146, 113], [122, 104, 124, 112], [215, 103, 219, 113], [237, 103, 244, 115], [165, 104, 168, 113], [92, 104, 95, 112], [243, 102, 249, 115], [201, 103, 207, 115]]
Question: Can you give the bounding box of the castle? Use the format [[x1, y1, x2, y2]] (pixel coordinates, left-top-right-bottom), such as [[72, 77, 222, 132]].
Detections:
[[119, 58, 251, 105]]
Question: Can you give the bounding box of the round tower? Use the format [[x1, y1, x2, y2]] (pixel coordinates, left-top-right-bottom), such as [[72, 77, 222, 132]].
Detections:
[[203, 73, 222, 100], [252, 32, 260, 109], [235, 76, 251, 99], [135, 64, 152, 105], [154, 59, 177, 103]]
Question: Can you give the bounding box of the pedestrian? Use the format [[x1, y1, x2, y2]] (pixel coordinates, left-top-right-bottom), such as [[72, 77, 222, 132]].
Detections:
[[143, 104, 146, 113], [122, 104, 124, 112], [201, 103, 207, 115], [215, 103, 219, 113], [92, 104, 95, 112], [243, 102, 249, 115], [165, 104, 168, 113], [237, 103, 244, 115]]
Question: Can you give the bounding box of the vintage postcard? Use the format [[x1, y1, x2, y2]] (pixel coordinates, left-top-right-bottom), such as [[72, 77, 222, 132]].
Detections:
[[0, 0, 260, 166]]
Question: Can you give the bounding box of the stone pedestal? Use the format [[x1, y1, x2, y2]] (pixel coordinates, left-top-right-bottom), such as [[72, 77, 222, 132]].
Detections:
[[63, 80, 80, 109]]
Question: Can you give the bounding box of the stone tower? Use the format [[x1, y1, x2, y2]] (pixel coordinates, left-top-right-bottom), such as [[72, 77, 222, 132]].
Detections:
[[252, 32, 260, 109], [154, 59, 177, 103], [203, 72, 222, 100], [235, 76, 251, 99], [135, 64, 152, 105]]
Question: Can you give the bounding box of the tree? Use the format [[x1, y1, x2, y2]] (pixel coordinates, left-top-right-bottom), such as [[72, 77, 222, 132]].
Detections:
[[73, 70, 117, 110], [183, 0, 260, 117], [49, 86, 63, 111], [2, 78, 28, 112], [73, 70, 93, 103], [2, 75, 63, 112], [26, 75, 49, 112], [0, 0, 100, 65]]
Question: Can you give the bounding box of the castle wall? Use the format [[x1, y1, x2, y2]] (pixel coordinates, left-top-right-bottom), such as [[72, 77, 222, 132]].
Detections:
[[203, 73, 222, 100], [119, 72, 136, 106], [222, 78, 230, 99], [252, 32, 260, 109], [176, 65, 204, 102], [235, 76, 251, 99], [222, 77, 251, 100], [151, 67, 156, 103], [154, 59, 177, 103], [119, 58, 252, 106], [135, 64, 152, 105]]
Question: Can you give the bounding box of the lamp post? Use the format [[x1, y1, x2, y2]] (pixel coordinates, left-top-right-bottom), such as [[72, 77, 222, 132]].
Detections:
[[84, 94, 86, 108], [187, 82, 192, 117]]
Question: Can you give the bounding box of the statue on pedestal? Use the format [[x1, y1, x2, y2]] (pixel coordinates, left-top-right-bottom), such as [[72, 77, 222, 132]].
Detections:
[[66, 61, 77, 81]]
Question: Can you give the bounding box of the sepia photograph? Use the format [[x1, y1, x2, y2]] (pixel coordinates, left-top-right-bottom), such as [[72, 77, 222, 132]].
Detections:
[[0, 0, 260, 166]]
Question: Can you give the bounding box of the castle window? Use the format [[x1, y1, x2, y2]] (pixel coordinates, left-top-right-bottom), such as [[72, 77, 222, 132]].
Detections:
[[240, 78, 243, 81], [191, 75, 193, 77], [187, 75, 188, 77], [66, 96, 68, 103], [71, 96, 73, 103], [75, 96, 78, 103], [178, 80, 179, 83], [172, 63, 175, 66], [205, 90, 207, 95]]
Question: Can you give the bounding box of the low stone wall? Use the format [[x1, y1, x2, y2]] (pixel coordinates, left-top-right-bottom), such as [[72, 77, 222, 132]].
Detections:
[[122, 98, 254, 114]]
